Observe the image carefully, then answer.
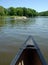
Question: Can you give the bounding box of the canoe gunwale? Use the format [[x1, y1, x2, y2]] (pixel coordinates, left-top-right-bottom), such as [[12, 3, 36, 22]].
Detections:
[[10, 36, 47, 65]]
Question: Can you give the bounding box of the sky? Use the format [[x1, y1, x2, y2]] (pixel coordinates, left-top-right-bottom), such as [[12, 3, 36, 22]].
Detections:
[[0, 0, 48, 12]]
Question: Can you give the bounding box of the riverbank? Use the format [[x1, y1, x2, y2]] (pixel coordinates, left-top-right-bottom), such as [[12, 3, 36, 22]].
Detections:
[[0, 16, 27, 19]]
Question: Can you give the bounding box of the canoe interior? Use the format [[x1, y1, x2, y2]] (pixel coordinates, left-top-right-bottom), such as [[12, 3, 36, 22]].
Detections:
[[16, 45, 42, 65], [10, 36, 47, 65]]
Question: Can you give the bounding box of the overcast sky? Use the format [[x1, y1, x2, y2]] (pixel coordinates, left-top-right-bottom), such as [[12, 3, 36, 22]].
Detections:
[[0, 0, 48, 12]]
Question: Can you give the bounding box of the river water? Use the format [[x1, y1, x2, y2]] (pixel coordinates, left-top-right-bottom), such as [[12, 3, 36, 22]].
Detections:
[[0, 16, 48, 65]]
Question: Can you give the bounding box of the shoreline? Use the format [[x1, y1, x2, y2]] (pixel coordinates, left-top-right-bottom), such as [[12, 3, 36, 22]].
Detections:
[[14, 16, 27, 19], [0, 16, 27, 19]]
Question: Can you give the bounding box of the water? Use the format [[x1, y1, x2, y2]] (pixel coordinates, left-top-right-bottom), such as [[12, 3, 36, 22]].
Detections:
[[0, 16, 48, 65]]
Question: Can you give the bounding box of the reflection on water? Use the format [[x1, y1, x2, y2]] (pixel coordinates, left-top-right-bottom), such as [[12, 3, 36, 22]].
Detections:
[[0, 16, 36, 28], [0, 16, 48, 65]]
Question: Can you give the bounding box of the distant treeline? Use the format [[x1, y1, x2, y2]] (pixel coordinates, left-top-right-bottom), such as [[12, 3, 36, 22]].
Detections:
[[0, 6, 38, 17], [0, 6, 48, 17], [39, 11, 48, 16]]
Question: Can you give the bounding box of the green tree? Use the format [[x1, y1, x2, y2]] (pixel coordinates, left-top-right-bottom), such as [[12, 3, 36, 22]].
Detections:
[[27, 8, 33, 17], [39, 11, 48, 16], [26, 8, 38, 17], [0, 6, 5, 16], [4, 8, 8, 15], [0, 6, 38, 17], [8, 7, 16, 15], [16, 7, 23, 16], [22, 7, 27, 16]]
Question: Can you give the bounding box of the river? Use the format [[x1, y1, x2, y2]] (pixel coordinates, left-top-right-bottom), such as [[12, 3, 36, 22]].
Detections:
[[0, 16, 48, 65]]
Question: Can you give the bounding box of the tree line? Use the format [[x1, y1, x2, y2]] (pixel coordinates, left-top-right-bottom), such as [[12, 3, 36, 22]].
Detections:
[[39, 11, 48, 16], [0, 6, 48, 17], [0, 6, 38, 17]]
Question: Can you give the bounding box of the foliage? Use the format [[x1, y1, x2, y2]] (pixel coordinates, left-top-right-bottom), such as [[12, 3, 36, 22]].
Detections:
[[0, 6, 5, 16], [15, 7, 23, 16], [0, 6, 38, 17], [0, 6, 48, 17], [39, 11, 48, 16], [8, 7, 16, 15], [0, 6, 8, 16]]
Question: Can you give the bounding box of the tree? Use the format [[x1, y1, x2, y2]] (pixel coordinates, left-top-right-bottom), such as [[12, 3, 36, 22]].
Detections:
[[22, 7, 27, 16], [27, 8, 33, 17], [4, 8, 8, 15], [15, 7, 23, 16], [39, 11, 48, 16], [0, 6, 5, 16], [26, 8, 38, 17], [8, 7, 16, 15], [0, 6, 38, 17]]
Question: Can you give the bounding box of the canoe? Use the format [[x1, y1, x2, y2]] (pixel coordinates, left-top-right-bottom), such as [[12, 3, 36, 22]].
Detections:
[[10, 36, 47, 65]]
